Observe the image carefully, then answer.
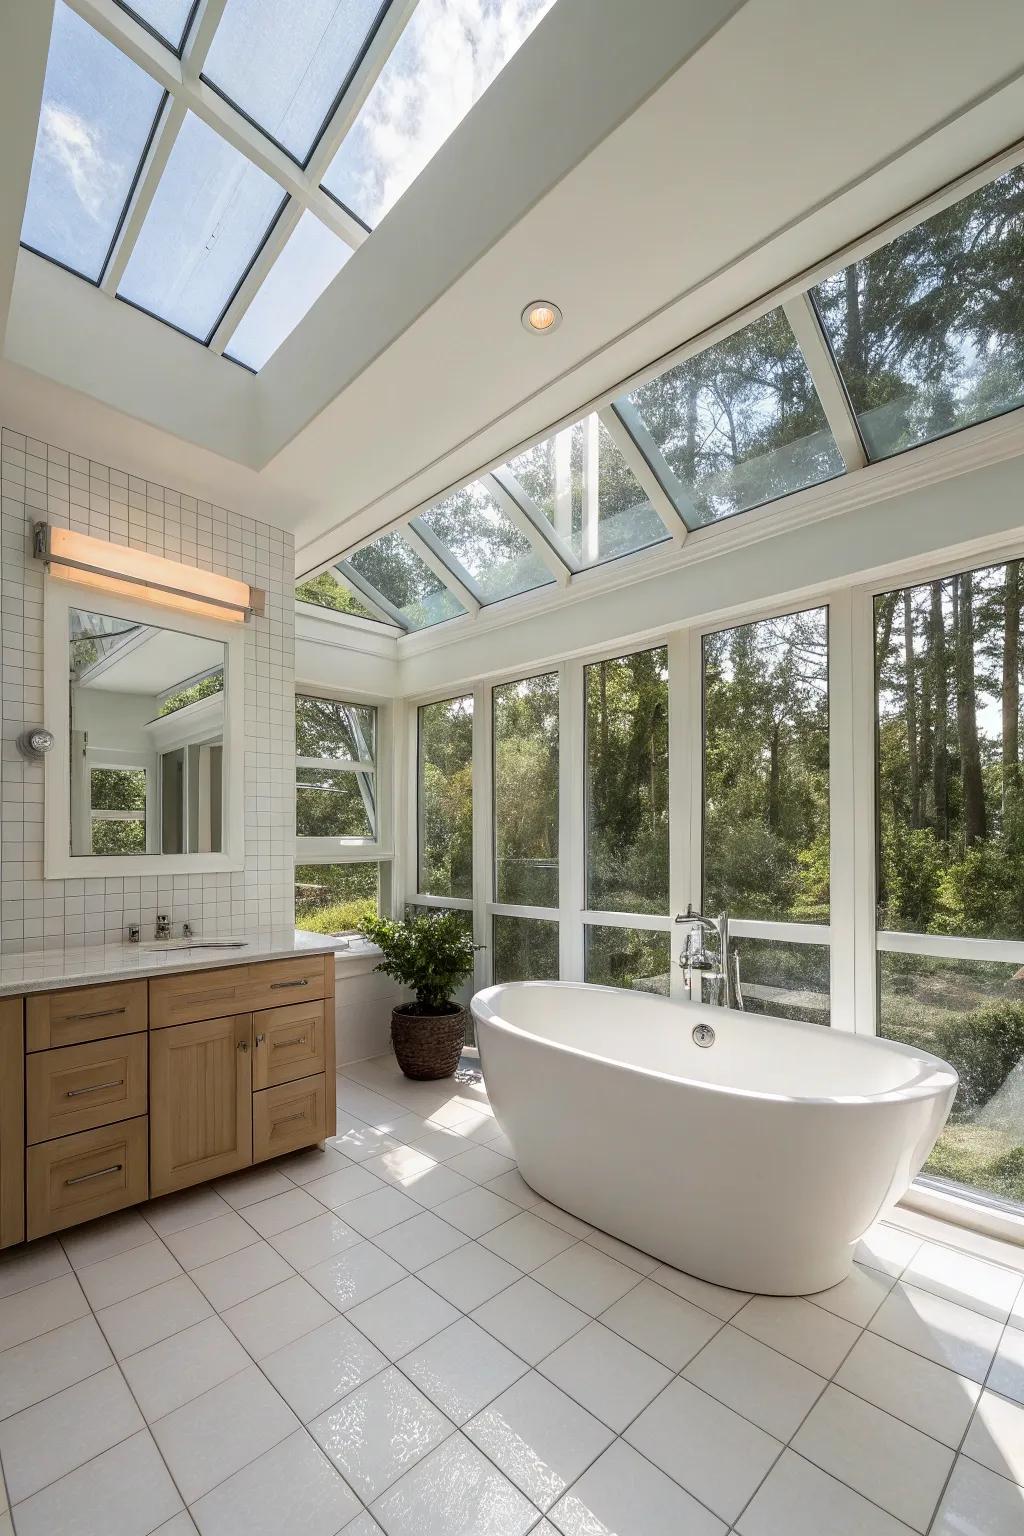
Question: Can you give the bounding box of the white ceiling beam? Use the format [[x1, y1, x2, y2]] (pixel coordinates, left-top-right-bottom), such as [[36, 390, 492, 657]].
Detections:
[[208, 197, 302, 354], [783, 293, 869, 472], [402, 526, 482, 616], [598, 405, 688, 546], [181, 0, 230, 77], [101, 97, 186, 294], [483, 472, 572, 587]]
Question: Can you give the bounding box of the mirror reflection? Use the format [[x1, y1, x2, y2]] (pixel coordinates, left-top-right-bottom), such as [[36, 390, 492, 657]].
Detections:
[[69, 607, 226, 857]]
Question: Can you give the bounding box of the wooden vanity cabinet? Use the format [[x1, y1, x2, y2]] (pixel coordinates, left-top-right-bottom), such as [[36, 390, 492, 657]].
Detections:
[[0, 998, 25, 1248], [149, 1013, 254, 1196]]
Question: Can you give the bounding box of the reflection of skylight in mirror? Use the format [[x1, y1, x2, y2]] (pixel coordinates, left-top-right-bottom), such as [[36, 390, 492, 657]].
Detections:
[[115, 1, 197, 50], [321, 0, 557, 227], [226, 211, 353, 369], [117, 111, 284, 340], [415, 483, 553, 602], [202, 0, 386, 162], [347, 532, 467, 629], [21, 2, 165, 282]]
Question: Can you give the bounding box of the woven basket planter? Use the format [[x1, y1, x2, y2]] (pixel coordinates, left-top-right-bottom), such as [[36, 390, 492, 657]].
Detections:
[[391, 1003, 467, 1081]]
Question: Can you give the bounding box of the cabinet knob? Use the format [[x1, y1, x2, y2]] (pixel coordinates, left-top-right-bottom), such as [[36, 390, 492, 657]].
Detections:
[[237, 1039, 249, 1053], [254, 1033, 265, 1046]]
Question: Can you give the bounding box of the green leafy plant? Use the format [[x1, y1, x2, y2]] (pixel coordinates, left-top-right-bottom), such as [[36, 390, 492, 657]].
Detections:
[[361, 909, 479, 1014]]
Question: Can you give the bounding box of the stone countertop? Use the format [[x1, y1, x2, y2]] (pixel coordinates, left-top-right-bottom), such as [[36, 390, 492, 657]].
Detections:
[[0, 929, 380, 998]]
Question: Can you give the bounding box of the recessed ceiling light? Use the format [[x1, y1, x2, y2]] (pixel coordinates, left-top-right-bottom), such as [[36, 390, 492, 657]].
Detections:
[[521, 300, 562, 335]]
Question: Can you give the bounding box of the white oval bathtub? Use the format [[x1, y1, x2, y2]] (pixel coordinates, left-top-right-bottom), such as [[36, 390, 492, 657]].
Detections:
[[472, 982, 958, 1294]]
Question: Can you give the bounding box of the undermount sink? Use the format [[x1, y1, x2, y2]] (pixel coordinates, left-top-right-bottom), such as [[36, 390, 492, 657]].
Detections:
[[137, 939, 250, 952]]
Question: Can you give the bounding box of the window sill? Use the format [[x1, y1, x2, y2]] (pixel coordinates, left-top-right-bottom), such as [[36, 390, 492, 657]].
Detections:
[[294, 932, 383, 975]]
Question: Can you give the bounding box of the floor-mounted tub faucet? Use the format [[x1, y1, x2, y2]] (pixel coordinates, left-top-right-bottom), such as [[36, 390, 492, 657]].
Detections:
[[676, 904, 744, 1009]]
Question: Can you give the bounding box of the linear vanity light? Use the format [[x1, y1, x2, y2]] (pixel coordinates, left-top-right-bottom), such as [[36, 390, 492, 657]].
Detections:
[[33, 524, 265, 622]]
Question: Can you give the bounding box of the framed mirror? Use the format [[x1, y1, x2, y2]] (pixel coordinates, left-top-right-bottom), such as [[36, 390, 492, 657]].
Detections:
[[44, 579, 245, 877]]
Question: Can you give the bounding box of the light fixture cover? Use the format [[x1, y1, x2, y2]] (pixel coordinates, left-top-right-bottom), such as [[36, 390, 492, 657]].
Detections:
[[35, 524, 264, 622], [521, 300, 562, 334]]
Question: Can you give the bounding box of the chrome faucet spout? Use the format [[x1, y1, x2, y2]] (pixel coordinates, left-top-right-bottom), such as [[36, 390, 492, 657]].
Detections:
[[676, 905, 744, 1010]]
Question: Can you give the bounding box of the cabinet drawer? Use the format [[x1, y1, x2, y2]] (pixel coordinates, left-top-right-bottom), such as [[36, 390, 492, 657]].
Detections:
[[27, 981, 147, 1051], [253, 1074, 326, 1163], [150, 956, 329, 1029], [253, 1000, 325, 1090], [27, 1117, 148, 1239], [27, 1034, 148, 1144]]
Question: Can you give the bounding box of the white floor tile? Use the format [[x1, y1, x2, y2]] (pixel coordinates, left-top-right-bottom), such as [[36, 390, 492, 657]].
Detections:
[[392, 1163, 477, 1209], [241, 1187, 326, 1239], [445, 1146, 515, 1185], [341, 1187, 425, 1238], [0, 1238, 69, 1299], [989, 1322, 1024, 1406], [409, 1127, 477, 1162], [836, 1330, 981, 1447], [221, 1274, 337, 1359], [473, 1277, 589, 1367], [346, 1275, 459, 1359], [151, 1365, 297, 1504], [276, 1144, 353, 1185], [0, 1314, 112, 1419], [930, 1452, 1024, 1534], [142, 1188, 231, 1239], [869, 1281, 1003, 1383], [548, 1438, 725, 1536], [163, 1212, 257, 1271], [309, 1366, 452, 1502], [684, 1325, 826, 1440], [363, 1145, 439, 1188], [120, 1315, 250, 1421], [419, 1241, 521, 1311], [480, 1212, 578, 1271], [369, 1432, 536, 1536], [733, 1294, 859, 1376], [601, 1277, 720, 1369], [10, 1430, 182, 1536], [0, 1272, 87, 1351], [304, 1242, 407, 1310], [533, 1243, 639, 1314], [539, 1320, 673, 1432], [189, 1427, 361, 1536], [261, 1314, 387, 1422], [375, 1211, 468, 1270], [400, 1317, 526, 1425], [903, 1242, 1023, 1322], [855, 1224, 921, 1278], [304, 1165, 385, 1210], [465, 1371, 614, 1512], [148, 1513, 199, 1536], [331, 1120, 399, 1164], [76, 1239, 182, 1311], [0, 1363, 143, 1502], [61, 1211, 154, 1270], [268, 1210, 362, 1270], [793, 1384, 953, 1531], [625, 1377, 781, 1526], [963, 1389, 1024, 1487], [650, 1262, 750, 1320], [190, 1241, 293, 1312], [736, 1448, 916, 1536], [528, 1202, 593, 1240], [433, 1187, 521, 1238], [214, 1167, 294, 1209], [808, 1261, 895, 1326], [484, 1169, 542, 1208], [341, 1516, 385, 1536], [97, 1274, 212, 1358], [585, 1228, 659, 1274]]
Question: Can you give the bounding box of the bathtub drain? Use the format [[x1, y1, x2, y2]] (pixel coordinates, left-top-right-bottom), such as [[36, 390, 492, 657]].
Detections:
[[692, 1022, 716, 1048]]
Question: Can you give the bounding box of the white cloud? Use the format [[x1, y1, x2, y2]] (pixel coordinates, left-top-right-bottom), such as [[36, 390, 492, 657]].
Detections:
[[39, 102, 109, 221]]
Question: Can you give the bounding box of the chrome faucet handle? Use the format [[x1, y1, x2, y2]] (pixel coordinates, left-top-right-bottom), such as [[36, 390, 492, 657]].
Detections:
[[127, 924, 140, 944]]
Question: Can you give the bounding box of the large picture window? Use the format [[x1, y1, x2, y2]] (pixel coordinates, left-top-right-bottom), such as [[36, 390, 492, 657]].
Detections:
[[418, 694, 473, 898], [493, 673, 558, 907]]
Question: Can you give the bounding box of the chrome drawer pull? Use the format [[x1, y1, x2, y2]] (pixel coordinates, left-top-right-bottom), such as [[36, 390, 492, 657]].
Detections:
[[255, 1033, 265, 1046], [66, 1007, 126, 1022], [237, 1039, 249, 1052], [66, 1079, 123, 1098], [270, 979, 309, 990], [274, 1110, 308, 1126], [275, 1035, 307, 1048], [65, 1163, 122, 1186]]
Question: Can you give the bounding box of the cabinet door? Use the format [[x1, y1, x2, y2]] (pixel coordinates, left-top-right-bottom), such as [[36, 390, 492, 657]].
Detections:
[[150, 1013, 252, 1196], [0, 998, 25, 1248]]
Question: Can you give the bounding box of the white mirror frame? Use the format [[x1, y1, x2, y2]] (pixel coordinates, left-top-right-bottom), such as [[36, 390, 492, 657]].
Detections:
[[43, 575, 246, 878]]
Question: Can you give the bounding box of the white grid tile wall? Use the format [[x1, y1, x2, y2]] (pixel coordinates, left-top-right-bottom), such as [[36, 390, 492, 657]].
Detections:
[[0, 425, 296, 955]]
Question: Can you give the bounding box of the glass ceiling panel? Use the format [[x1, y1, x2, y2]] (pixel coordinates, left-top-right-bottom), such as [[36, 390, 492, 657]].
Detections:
[[117, 111, 284, 340], [504, 414, 669, 567], [346, 531, 466, 629], [812, 167, 1024, 462], [115, 1, 196, 50], [414, 482, 553, 603], [202, 0, 385, 162], [321, 0, 557, 227], [21, 2, 165, 283], [617, 309, 844, 529], [225, 210, 352, 370], [295, 568, 390, 624]]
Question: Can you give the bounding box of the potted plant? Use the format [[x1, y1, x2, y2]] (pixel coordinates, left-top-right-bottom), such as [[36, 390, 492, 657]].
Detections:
[[361, 909, 480, 1080]]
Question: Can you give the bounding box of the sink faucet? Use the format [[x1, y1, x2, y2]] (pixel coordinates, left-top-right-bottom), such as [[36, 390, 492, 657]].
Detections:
[[154, 914, 171, 942], [676, 904, 744, 1009]]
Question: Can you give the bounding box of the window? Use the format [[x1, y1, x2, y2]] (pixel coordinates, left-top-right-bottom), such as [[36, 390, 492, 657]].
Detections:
[[813, 167, 1024, 461], [493, 673, 558, 906], [733, 938, 830, 1025], [616, 308, 844, 526], [295, 569, 389, 624], [418, 695, 473, 898], [875, 557, 1024, 1207], [703, 608, 830, 923], [115, 2, 197, 51], [493, 915, 559, 984], [584, 925, 670, 994], [346, 531, 466, 630], [584, 647, 669, 913], [225, 212, 352, 371], [296, 694, 377, 842], [158, 670, 224, 718], [415, 483, 553, 605], [90, 767, 147, 854], [295, 861, 380, 935]]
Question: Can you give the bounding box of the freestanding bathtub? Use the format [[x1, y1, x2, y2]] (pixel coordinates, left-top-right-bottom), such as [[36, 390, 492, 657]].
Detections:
[[472, 982, 957, 1294]]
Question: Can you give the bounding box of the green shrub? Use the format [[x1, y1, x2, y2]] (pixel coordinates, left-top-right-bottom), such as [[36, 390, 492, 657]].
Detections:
[[361, 909, 479, 1013]]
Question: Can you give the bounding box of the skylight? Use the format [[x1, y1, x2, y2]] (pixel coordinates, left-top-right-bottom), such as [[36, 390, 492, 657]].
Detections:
[[225, 211, 352, 369], [413, 482, 554, 603], [116, 1, 197, 51], [345, 531, 467, 628]]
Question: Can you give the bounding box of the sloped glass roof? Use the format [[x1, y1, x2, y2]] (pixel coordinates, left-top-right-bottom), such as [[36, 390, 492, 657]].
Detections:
[[413, 482, 553, 603], [345, 531, 467, 629], [20, 0, 557, 368]]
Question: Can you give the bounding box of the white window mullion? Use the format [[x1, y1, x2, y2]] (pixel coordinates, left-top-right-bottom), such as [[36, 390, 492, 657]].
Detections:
[[209, 199, 303, 354], [828, 589, 857, 1031], [851, 583, 879, 1033], [473, 682, 492, 992], [482, 473, 572, 587], [560, 657, 584, 981], [782, 293, 869, 472], [598, 406, 687, 547], [101, 97, 187, 294], [666, 628, 693, 999], [402, 526, 481, 617]]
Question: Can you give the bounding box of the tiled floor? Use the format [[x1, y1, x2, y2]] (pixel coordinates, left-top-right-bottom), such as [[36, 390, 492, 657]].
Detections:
[[1, 1056, 1023, 1535]]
